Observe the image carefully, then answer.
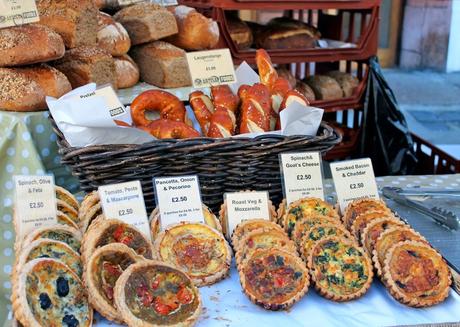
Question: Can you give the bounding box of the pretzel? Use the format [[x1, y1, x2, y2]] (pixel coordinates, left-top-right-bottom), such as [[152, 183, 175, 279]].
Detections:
[[189, 90, 214, 135], [276, 90, 310, 130], [256, 49, 278, 89], [141, 119, 200, 139], [207, 106, 236, 138], [211, 85, 240, 113], [268, 77, 293, 130], [239, 83, 271, 134], [130, 90, 186, 127]]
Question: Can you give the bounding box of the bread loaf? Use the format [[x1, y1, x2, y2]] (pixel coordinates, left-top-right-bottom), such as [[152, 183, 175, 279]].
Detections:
[[37, 0, 98, 48], [114, 54, 139, 89], [325, 71, 359, 97], [295, 81, 316, 102], [114, 3, 178, 46], [226, 13, 252, 50], [97, 12, 131, 56], [304, 75, 343, 101], [53, 46, 117, 88], [0, 64, 71, 111], [0, 24, 65, 67], [166, 5, 219, 50], [130, 41, 191, 88]]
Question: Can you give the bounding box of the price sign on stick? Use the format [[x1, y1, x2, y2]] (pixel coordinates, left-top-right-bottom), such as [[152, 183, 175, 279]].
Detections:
[[0, 0, 39, 29], [153, 175, 204, 229], [98, 181, 151, 241], [330, 158, 379, 213], [280, 152, 324, 205], [13, 175, 57, 237]]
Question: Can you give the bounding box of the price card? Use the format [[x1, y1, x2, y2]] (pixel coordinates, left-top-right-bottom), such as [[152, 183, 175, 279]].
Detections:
[[280, 152, 324, 205], [98, 181, 151, 241], [72, 85, 126, 118], [224, 191, 270, 238], [13, 175, 57, 237], [186, 49, 237, 88], [153, 175, 204, 229], [330, 158, 379, 213], [0, 0, 39, 29]]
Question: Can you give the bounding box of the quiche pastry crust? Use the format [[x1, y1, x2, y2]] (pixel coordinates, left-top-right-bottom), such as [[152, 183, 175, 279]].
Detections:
[[361, 217, 405, 255], [342, 198, 390, 230], [382, 240, 451, 307], [57, 210, 80, 230], [55, 186, 80, 211], [57, 199, 79, 225], [79, 202, 103, 233], [349, 210, 397, 242], [291, 215, 341, 246], [16, 224, 81, 254], [231, 219, 284, 249]]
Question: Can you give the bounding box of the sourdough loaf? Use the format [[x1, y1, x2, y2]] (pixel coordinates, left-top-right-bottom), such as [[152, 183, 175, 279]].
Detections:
[[114, 54, 139, 89], [97, 12, 131, 56], [304, 75, 343, 101]]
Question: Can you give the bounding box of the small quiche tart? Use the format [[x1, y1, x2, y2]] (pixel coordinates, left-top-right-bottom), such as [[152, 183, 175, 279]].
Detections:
[[373, 226, 428, 277], [231, 219, 284, 249], [20, 225, 82, 254], [55, 186, 80, 211], [154, 222, 232, 286], [239, 248, 309, 310], [79, 202, 103, 233], [308, 236, 373, 301], [57, 210, 80, 230], [276, 198, 287, 225], [342, 198, 390, 230], [81, 219, 154, 264], [114, 260, 201, 327], [235, 227, 296, 267], [382, 241, 451, 307], [361, 217, 405, 255], [350, 210, 397, 243], [291, 215, 341, 246], [282, 198, 339, 237], [12, 258, 92, 327], [84, 243, 144, 323], [57, 199, 79, 225], [299, 223, 353, 262]]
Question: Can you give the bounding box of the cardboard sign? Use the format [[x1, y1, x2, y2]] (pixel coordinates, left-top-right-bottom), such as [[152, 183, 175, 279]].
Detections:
[[186, 49, 237, 88], [280, 152, 324, 205], [224, 191, 270, 238], [0, 0, 39, 29], [153, 175, 204, 229], [98, 181, 151, 241], [13, 175, 57, 237], [330, 158, 380, 213]]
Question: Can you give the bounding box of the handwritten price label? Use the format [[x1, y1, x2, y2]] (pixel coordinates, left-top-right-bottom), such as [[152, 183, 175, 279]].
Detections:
[[186, 49, 236, 88]]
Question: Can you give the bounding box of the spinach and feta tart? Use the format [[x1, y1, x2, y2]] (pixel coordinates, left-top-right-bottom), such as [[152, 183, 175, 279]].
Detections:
[[291, 215, 340, 246], [21, 225, 81, 254], [55, 186, 80, 211]]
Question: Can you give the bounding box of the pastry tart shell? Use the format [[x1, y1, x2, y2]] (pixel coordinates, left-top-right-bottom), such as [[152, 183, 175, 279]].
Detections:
[[349, 210, 396, 243], [19, 224, 82, 254], [361, 216, 405, 255], [231, 219, 284, 250], [342, 198, 390, 230], [55, 186, 80, 211]]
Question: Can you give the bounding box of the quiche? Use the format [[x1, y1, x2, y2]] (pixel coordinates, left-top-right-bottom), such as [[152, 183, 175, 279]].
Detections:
[[84, 243, 144, 323], [382, 241, 451, 307], [79, 202, 103, 233], [373, 226, 428, 277], [57, 199, 79, 225], [361, 217, 405, 255], [114, 260, 201, 327], [231, 219, 284, 249], [282, 198, 339, 237], [350, 210, 397, 242], [235, 227, 296, 267], [308, 236, 373, 301], [154, 222, 232, 286], [81, 219, 154, 264], [57, 210, 80, 230], [291, 215, 341, 246], [239, 248, 309, 310], [299, 223, 353, 262], [55, 186, 80, 211], [20, 225, 82, 254], [12, 258, 92, 327], [342, 198, 391, 230]]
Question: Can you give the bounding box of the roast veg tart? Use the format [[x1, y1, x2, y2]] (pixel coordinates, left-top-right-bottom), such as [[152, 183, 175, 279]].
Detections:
[[16, 224, 81, 254], [308, 236, 373, 302], [231, 219, 284, 249], [153, 222, 232, 286], [382, 241, 451, 307], [114, 260, 202, 327], [361, 217, 405, 255], [84, 243, 144, 323], [239, 248, 309, 310], [12, 258, 93, 327], [349, 210, 397, 241], [342, 198, 391, 230]]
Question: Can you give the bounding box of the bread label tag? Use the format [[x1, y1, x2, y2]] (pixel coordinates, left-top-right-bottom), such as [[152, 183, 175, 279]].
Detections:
[[330, 158, 380, 213], [153, 175, 204, 229], [150, 0, 178, 5], [0, 0, 39, 28], [13, 175, 57, 237], [98, 181, 151, 241], [224, 191, 270, 238], [186, 49, 237, 88], [280, 152, 324, 206], [93, 85, 127, 118], [117, 0, 146, 5]]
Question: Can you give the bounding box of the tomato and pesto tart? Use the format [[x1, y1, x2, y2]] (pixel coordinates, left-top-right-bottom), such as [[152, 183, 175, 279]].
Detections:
[[12, 258, 92, 327], [55, 186, 80, 211], [361, 217, 405, 255], [231, 219, 284, 249], [235, 227, 296, 267], [81, 219, 154, 264], [291, 215, 341, 247], [382, 241, 451, 307], [342, 198, 391, 230], [21, 225, 82, 254], [308, 236, 373, 301], [114, 260, 201, 327], [350, 210, 397, 243], [154, 222, 232, 286], [84, 243, 144, 323], [282, 198, 339, 237], [239, 248, 309, 310], [299, 223, 353, 262]]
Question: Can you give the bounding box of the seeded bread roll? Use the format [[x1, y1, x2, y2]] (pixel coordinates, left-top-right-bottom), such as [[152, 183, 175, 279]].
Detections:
[[0, 24, 65, 67], [114, 54, 139, 89], [97, 12, 131, 56], [114, 3, 178, 46], [37, 0, 98, 48], [53, 46, 117, 89]]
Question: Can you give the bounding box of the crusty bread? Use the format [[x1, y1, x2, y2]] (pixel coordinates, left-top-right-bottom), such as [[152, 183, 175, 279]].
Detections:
[[0, 24, 65, 67], [114, 54, 139, 89], [97, 12, 131, 56], [226, 13, 253, 50], [37, 0, 98, 48], [0, 64, 71, 111], [114, 3, 178, 46], [166, 5, 219, 50], [325, 71, 359, 97], [130, 41, 191, 88], [295, 81, 316, 102], [304, 75, 343, 101], [53, 46, 117, 88]]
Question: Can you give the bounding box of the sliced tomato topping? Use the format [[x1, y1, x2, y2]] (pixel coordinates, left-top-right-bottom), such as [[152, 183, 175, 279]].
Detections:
[[151, 277, 161, 290], [102, 262, 123, 277], [177, 286, 193, 304], [154, 297, 173, 315], [113, 226, 124, 241]]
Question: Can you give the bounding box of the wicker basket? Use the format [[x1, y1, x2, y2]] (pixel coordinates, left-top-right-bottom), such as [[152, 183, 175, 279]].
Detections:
[[51, 120, 341, 213]]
